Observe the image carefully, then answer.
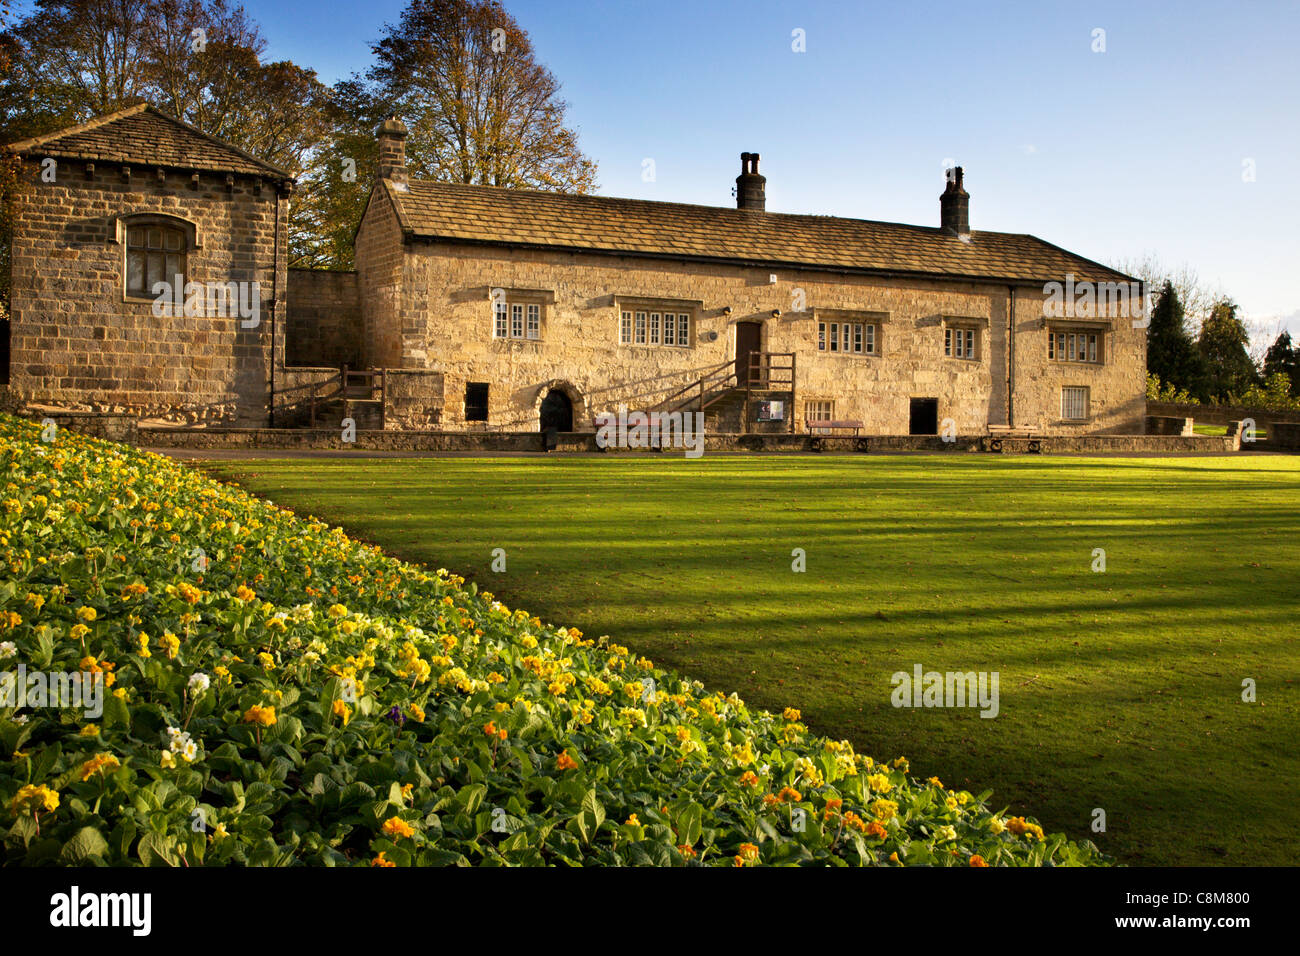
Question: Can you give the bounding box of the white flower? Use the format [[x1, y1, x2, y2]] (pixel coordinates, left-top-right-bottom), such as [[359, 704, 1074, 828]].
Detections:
[[0, 641, 16, 660], [13, 713, 29, 725], [187, 672, 210, 695], [181, 741, 198, 762]]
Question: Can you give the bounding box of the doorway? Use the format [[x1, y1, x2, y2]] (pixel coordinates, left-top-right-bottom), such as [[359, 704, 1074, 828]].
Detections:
[[539, 388, 573, 432], [735, 321, 763, 385], [909, 397, 938, 435]]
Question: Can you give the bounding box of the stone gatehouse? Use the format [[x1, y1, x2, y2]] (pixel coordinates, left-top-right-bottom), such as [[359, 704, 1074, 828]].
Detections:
[[4, 107, 1147, 436]]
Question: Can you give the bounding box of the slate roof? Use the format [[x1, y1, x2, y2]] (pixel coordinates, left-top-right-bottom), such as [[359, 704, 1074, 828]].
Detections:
[[382, 179, 1135, 286], [5, 103, 292, 180]]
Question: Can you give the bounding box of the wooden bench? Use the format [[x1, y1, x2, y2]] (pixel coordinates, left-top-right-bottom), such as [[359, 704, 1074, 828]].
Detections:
[[805, 418, 864, 436]]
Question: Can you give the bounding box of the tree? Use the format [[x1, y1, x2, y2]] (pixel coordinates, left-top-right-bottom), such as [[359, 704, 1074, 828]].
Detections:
[[1, 0, 331, 266], [364, 0, 597, 192], [1110, 253, 1222, 334], [1198, 298, 1258, 401], [1261, 331, 1299, 397], [1146, 280, 1206, 398]]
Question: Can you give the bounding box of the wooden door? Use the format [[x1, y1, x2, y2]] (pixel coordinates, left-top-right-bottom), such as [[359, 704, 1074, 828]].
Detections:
[[735, 322, 762, 385]]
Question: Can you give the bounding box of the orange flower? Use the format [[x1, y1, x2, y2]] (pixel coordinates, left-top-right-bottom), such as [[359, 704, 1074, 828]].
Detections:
[[371, 852, 397, 867], [678, 844, 697, 860], [738, 770, 760, 787], [381, 817, 415, 839], [970, 855, 989, 867], [556, 750, 579, 771], [242, 704, 277, 726]]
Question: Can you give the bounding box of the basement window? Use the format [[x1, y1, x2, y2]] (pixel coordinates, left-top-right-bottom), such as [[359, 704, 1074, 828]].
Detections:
[[1061, 386, 1090, 422], [464, 382, 490, 422]]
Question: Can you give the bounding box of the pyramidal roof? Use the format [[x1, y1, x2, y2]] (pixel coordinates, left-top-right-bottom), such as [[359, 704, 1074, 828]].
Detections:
[[5, 103, 292, 180]]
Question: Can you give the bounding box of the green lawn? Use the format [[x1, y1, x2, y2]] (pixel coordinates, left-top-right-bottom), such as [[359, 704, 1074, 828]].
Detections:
[[204, 453, 1300, 866]]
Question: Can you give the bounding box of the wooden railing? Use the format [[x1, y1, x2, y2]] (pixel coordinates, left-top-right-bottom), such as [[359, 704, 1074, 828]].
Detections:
[[745, 352, 795, 434], [306, 365, 387, 428]]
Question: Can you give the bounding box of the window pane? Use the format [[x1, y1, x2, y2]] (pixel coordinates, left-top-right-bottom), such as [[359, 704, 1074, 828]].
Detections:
[[164, 228, 183, 251], [966, 329, 974, 357], [853, 324, 863, 353], [146, 252, 163, 289], [495, 303, 508, 338], [818, 322, 826, 351], [830, 322, 839, 351], [620, 311, 632, 344], [944, 328, 952, 355], [1089, 335, 1097, 362], [527, 304, 540, 339], [635, 312, 646, 344], [511, 304, 523, 337], [127, 251, 144, 293], [678, 314, 689, 346], [147, 228, 162, 249], [866, 325, 875, 354], [164, 254, 183, 285], [649, 312, 660, 345], [127, 226, 145, 248], [663, 316, 675, 346]]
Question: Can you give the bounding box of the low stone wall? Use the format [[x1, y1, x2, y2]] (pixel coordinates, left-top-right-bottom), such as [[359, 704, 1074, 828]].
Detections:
[[139, 426, 546, 452], [135, 427, 1240, 455], [28, 410, 140, 443], [1147, 400, 1299, 427], [1270, 422, 1300, 450], [1145, 415, 1194, 436], [384, 370, 445, 429]]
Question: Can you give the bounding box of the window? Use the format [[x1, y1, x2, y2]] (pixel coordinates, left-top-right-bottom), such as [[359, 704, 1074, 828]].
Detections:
[[491, 294, 545, 340], [806, 400, 834, 422], [619, 305, 692, 348], [465, 382, 490, 422], [817, 321, 875, 355], [126, 224, 187, 297], [944, 326, 978, 360], [1048, 329, 1102, 364], [1061, 386, 1090, 421]]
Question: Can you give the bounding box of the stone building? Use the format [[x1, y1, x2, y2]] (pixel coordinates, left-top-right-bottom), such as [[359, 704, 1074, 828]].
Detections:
[[3, 104, 292, 426], [4, 108, 1147, 436]]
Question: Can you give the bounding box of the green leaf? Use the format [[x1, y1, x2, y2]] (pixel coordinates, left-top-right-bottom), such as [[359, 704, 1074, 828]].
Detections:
[[60, 826, 109, 863]]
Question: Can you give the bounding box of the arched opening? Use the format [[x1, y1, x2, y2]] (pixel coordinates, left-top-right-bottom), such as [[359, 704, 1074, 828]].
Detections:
[[539, 388, 573, 432]]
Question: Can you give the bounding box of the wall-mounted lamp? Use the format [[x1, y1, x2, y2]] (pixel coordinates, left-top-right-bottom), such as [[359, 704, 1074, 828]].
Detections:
[[771, 309, 782, 319], [722, 306, 732, 316]]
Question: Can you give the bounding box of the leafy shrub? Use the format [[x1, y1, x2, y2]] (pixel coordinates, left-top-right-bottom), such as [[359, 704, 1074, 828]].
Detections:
[[0, 415, 1107, 866]]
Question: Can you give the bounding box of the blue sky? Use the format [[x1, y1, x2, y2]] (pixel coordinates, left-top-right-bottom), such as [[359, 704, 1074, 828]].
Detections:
[[36, 0, 1300, 339]]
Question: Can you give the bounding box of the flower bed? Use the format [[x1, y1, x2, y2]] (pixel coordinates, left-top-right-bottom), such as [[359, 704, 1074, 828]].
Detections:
[[0, 415, 1106, 866]]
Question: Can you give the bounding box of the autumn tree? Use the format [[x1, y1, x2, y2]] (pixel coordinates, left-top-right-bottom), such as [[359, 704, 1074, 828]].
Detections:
[[364, 0, 597, 191]]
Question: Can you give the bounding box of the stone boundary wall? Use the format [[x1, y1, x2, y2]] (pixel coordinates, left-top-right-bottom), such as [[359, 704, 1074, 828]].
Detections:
[[1147, 400, 1300, 427], [285, 269, 361, 368], [1145, 415, 1194, 436], [132, 426, 1239, 456]]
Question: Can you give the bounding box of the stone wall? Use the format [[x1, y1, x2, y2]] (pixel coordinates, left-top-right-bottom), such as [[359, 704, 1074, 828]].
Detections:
[[353, 187, 405, 369], [1145, 415, 1194, 436], [6, 160, 288, 426], [1147, 400, 1299, 428], [285, 269, 361, 368], [365, 238, 1147, 436]]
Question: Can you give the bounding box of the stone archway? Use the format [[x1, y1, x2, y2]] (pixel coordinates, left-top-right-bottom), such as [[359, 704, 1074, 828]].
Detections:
[[533, 380, 584, 432]]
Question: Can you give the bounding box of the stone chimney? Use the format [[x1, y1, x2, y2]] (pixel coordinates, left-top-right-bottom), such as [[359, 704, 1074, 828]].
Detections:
[[940, 166, 969, 236], [735, 152, 766, 211], [378, 117, 408, 187]]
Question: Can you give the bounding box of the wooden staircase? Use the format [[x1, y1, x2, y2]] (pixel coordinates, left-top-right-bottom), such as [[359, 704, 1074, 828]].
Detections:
[[651, 352, 796, 433]]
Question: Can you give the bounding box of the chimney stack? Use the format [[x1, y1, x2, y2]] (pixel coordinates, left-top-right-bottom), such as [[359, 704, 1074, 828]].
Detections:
[[940, 166, 969, 236], [377, 117, 408, 187], [735, 152, 766, 211]]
